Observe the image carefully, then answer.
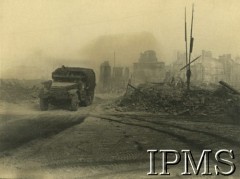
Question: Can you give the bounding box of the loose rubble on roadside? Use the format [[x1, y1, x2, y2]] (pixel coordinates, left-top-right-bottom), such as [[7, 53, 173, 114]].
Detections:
[[114, 81, 240, 118], [0, 79, 41, 103]]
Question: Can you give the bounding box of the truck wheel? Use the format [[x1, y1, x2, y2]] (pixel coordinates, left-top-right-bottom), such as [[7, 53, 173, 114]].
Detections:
[[90, 93, 94, 104], [82, 95, 93, 106], [40, 98, 48, 111], [70, 94, 79, 111]]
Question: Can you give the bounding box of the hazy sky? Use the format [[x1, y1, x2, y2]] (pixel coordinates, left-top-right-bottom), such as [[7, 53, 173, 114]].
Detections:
[[0, 0, 240, 78]]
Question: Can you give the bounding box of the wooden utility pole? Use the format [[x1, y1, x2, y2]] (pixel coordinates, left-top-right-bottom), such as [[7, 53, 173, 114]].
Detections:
[[113, 51, 116, 69], [185, 7, 188, 69], [186, 4, 194, 90]]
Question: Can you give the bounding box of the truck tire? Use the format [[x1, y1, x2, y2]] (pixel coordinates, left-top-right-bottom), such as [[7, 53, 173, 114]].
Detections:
[[40, 98, 48, 111], [70, 94, 79, 111], [82, 94, 93, 106]]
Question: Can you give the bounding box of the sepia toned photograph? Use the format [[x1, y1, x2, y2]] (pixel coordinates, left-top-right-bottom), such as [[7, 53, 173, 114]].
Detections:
[[0, 0, 239, 178]]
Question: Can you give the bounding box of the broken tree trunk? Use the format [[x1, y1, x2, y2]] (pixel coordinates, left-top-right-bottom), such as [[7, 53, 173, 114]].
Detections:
[[127, 83, 146, 95], [219, 81, 240, 95]]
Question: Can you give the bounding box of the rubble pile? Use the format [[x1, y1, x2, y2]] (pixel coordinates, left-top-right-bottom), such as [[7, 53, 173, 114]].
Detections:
[[0, 79, 41, 102], [116, 83, 240, 115]]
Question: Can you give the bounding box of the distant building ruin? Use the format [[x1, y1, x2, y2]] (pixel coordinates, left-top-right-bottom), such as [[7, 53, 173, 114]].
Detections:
[[231, 57, 240, 89], [172, 52, 187, 81], [98, 61, 129, 92], [133, 50, 166, 84], [173, 50, 240, 88], [112, 67, 123, 90], [99, 61, 111, 92]]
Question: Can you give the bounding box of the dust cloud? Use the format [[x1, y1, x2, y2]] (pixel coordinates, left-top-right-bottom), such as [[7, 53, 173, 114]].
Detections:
[[1, 0, 240, 79], [1, 32, 160, 80], [80, 31, 161, 69]]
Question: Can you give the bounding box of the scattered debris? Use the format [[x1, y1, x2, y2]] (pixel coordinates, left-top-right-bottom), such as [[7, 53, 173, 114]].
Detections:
[[0, 79, 41, 102], [115, 82, 240, 116]]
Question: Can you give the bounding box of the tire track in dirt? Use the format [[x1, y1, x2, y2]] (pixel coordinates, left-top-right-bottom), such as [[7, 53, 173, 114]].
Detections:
[[111, 114, 240, 148], [88, 114, 240, 177], [92, 115, 206, 152], [93, 114, 240, 172], [109, 113, 238, 126], [118, 114, 240, 169]]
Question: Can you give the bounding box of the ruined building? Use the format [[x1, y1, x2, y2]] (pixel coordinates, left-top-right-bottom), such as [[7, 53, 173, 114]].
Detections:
[[174, 50, 239, 88], [231, 57, 240, 89], [99, 61, 111, 92], [133, 50, 166, 84], [172, 52, 187, 81], [191, 50, 225, 83], [112, 66, 130, 91], [99, 61, 129, 92]]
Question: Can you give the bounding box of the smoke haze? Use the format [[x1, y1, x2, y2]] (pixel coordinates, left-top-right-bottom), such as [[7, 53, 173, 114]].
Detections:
[[1, 0, 240, 79], [81, 32, 160, 67]]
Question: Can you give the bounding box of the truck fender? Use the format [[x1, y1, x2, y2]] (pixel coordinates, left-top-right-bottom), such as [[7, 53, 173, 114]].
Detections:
[[39, 88, 50, 98], [41, 80, 52, 90]]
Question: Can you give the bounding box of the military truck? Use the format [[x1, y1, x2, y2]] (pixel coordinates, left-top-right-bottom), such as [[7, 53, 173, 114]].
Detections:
[[39, 66, 96, 111]]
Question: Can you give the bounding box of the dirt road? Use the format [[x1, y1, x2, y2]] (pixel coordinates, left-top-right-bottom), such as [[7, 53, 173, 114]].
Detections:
[[0, 96, 239, 178]]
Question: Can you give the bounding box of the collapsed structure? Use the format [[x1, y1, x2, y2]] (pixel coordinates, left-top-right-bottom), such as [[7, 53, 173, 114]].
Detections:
[[116, 81, 240, 120], [98, 50, 167, 92], [98, 61, 129, 92], [173, 50, 240, 89], [133, 50, 166, 84], [99, 61, 112, 91]]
